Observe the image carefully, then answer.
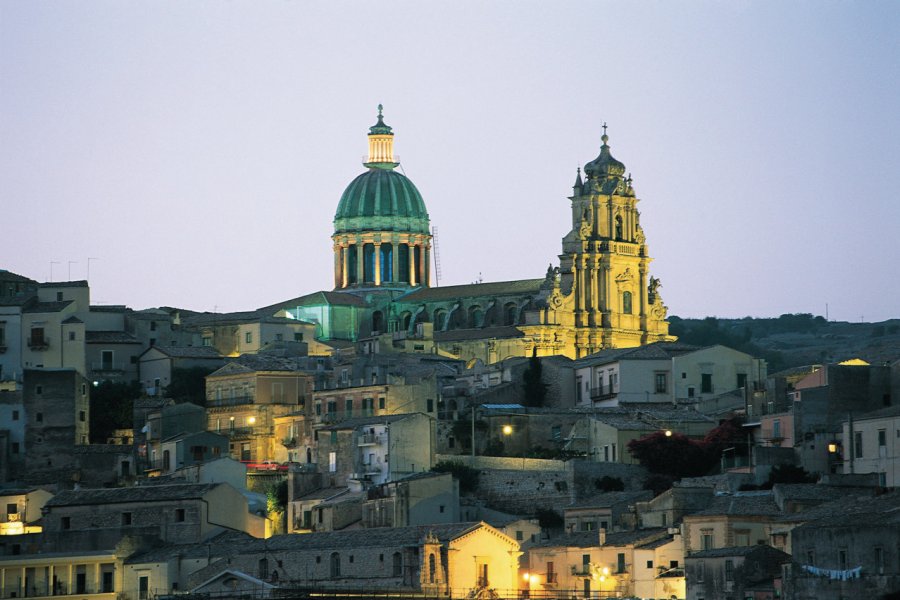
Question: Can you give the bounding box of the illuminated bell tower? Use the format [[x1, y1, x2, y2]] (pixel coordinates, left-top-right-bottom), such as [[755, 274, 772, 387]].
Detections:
[[558, 125, 673, 356], [332, 105, 432, 290]]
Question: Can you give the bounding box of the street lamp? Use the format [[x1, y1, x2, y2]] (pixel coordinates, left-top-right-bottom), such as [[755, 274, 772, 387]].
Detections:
[[502, 424, 513, 436]]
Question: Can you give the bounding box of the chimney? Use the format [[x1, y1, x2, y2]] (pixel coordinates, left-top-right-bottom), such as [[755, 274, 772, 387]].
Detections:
[[599, 528, 606, 546]]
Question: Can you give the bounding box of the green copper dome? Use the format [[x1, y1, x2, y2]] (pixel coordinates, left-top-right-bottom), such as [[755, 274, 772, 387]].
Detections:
[[334, 169, 430, 235]]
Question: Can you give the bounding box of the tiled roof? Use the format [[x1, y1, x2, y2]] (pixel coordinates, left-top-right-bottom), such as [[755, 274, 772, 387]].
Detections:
[[688, 545, 791, 560], [531, 528, 668, 549], [566, 490, 653, 509], [778, 490, 899, 525], [45, 483, 222, 507], [853, 404, 900, 421], [86, 331, 140, 344], [40, 280, 88, 288], [295, 487, 350, 502], [259, 290, 369, 312], [574, 342, 699, 366], [398, 279, 545, 302], [578, 405, 714, 431], [0, 269, 37, 283], [129, 523, 503, 563], [318, 413, 423, 431], [141, 346, 223, 359], [435, 326, 525, 342], [90, 305, 127, 313], [690, 492, 781, 517], [23, 300, 72, 313]]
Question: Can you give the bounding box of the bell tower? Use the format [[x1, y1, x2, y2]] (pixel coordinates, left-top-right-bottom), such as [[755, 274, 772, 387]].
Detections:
[[558, 125, 673, 356]]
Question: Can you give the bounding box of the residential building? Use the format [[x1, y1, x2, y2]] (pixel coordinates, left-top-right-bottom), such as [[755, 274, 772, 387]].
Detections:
[[0, 488, 53, 536], [138, 346, 224, 396], [526, 528, 681, 599], [41, 482, 266, 552], [563, 490, 652, 533], [634, 484, 715, 529], [841, 404, 900, 487], [151, 431, 229, 475], [361, 471, 459, 528], [0, 549, 121, 599], [316, 413, 435, 488], [22, 369, 91, 486], [685, 544, 790, 600], [0, 389, 25, 481], [205, 357, 314, 463], [179, 310, 317, 357], [682, 491, 782, 555]]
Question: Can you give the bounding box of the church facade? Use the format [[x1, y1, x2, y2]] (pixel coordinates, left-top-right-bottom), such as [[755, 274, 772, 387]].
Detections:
[[273, 108, 673, 362]]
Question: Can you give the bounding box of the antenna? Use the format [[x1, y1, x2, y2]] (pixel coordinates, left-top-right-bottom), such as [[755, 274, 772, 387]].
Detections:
[[431, 226, 442, 287]]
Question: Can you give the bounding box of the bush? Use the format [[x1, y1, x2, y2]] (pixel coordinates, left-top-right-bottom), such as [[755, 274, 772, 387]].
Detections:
[[432, 460, 480, 494], [595, 476, 625, 492]]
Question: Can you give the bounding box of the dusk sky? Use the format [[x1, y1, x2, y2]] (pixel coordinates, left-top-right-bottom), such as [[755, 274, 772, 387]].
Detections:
[[2, 2, 898, 323]]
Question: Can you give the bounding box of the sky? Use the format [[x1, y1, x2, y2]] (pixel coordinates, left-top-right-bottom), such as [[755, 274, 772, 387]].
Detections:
[[2, 1, 898, 323]]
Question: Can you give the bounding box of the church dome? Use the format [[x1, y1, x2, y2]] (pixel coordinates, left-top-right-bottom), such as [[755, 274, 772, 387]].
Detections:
[[334, 169, 430, 234], [584, 129, 626, 180]]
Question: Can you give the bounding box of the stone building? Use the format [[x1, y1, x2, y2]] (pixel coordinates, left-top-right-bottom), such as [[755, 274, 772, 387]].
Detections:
[[267, 108, 674, 363], [685, 544, 790, 600], [361, 471, 460, 529], [22, 368, 91, 487], [41, 482, 265, 552]]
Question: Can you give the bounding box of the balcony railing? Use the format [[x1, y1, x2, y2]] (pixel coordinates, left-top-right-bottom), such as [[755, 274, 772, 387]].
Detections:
[[544, 572, 558, 585], [28, 338, 50, 350], [207, 395, 255, 407], [590, 387, 617, 401], [359, 433, 382, 446]]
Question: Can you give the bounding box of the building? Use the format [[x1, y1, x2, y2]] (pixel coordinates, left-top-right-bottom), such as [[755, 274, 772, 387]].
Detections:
[[265, 108, 674, 363], [0, 488, 53, 536], [361, 471, 460, 529], [685, 544, 790, 600], [682, 491, 782, 554], [41, 482, 266, 552], [563, 490, 652, 534], [137, 345, 225, 396], [841, 404, 900, 487]]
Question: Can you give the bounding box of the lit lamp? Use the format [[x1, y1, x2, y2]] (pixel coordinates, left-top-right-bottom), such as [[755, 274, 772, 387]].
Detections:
[[828, 442, 838, 453], [664, 430, 673, 437], [502, 424, 513, 436], [248, 416, 257, 425]]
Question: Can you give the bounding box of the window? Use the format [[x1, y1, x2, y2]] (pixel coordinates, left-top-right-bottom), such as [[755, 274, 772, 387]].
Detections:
[[245, 332, 252, 344], [275, 333, 283, 342], [36, 411, 43, 423], [737, 373, 747, 389], [646, 560, 653, 569], [701, 529, 714, 550], [259, 558, 269, 579], [725, 559, 734, 581], [429, 553, 436, 583], [56, 291, 63, 301], [68, 331, 76, 341], [122, 512, 133, 525], [838, 548, 848, 570], [329, 451, 337, 472], [616, 553, 626, 574], [655, 372, 667, 394], [581, 521, 594, 531], [330, 430, 337, 443], [773, 420, 781, 439], [622, 291, 632, 314], [202, 337, 212, 347], [392, 552, 403, 577], [427, 398, 434, 412], [79, 410, 86, 422], [875, 546, 885, 574], [701, 373, 713, 393], [30, 327, 46, 347], [294, 332, 303, 342], [175, 509, 185, 522], [379, 397, 386, 409], [735, 529, 750, 547], [11, 442, 19, 454], [546, 561, 556, 584], [61, 516, 71, 530], [345, 398, 353, 417], [516, 530, 523, 541], [697, 561, 705, 582], [879, 429, 887, 447], [12, 410, 18, 420], [854, 431, 864, 459], [35, 385, 43, 395]]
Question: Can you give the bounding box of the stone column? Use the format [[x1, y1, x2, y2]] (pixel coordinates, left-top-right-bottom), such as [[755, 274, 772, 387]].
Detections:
[[408, 243, 417, 286], [391, 237, 400, 284], [419, 244, 427, 287], [341, 246, 349, 288], [374, 242, 382, 286], [356, 242, 365, 285]]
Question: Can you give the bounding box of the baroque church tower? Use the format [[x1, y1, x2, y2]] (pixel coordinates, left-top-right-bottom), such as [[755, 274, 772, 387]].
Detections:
[[547, 125, 672, 356], [332, 106, 432, 290]]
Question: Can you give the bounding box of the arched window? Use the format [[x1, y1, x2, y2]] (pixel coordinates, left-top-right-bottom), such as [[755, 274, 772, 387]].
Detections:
[[398, 245, 410, 283], [468, 306, 484, 328], [434, 309, 447, 331], [622, 291, 633, 315], [372, 311, 384, 334], [615, 215, 623, 240], [380, 243, 393, 282], [429, 553, 436, 583], [400, 312, 412, 331], [306, 447, 312, 463], [258, 558, 268, 579], [392, 552, 403, 577], [503, 303, 518, 326], [330, 552, 341, 577], [347, 245, 358, 285], [363, 244, 375, 283]]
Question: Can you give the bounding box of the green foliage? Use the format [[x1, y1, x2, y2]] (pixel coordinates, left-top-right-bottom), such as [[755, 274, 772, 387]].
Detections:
[[165, 366, 215, 405], [888, 324, 900, 334], [871, 325, 886, 337], [642, 473, 676, 497], [627, 431, 713, 478], [267, 480, 288, 513], [764, 464, 818, 487], [595, 476, 625, 492], [522, 349, 548, 407], [668, 315, 786, 372], [451, 416, 487, 452], [535, 507, 564, 529], [432, 460, 480, 494], [89, 380, 142, 444]]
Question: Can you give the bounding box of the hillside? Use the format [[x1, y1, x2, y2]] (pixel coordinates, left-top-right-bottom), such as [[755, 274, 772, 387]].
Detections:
[[668, 314, 900, 373]]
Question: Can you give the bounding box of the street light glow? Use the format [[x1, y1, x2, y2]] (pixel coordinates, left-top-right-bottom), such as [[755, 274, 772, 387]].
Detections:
[[502, 424, 513, 435]]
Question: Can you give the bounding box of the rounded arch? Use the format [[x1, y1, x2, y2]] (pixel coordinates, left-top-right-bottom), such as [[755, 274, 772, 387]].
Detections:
[[372, 310, 384, 334], [434, 308, 448, 331], [622, 290, 633, 314], [503, 302, 518, 326], [400, 311, 412, 331], [468, 305, 484, 328]]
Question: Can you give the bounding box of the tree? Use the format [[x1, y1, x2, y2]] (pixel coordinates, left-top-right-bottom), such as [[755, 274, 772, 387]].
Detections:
[[535, 508, 564, 530], [522, 348, 548, 407], [90, 380, 142, 444], [627, 431, 713, 478], [165, 366, 215, 405], [595, 476, 625, 492], [431, 460, 480, 494]]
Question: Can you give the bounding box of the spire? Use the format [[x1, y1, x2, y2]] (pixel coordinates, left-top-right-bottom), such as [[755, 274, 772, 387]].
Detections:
[[573, 167, 583, 190], [584, 122, 626, 180], [365, 104, 397, 169]]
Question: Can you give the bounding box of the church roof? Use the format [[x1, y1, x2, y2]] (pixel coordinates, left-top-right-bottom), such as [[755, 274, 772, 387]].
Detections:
[[575, 342, 698, 366], [399, 278, 544, 302], [435, 325, 525, 342], [334, 169, 430, 233], [260, 290, 368, 312]]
